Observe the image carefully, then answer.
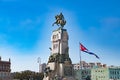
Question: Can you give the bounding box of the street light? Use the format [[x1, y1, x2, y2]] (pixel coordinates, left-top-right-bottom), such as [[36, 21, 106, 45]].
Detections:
[[37, 57, 41, 73]]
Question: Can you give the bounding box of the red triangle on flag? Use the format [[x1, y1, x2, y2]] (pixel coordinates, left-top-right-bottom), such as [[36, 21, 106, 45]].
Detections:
[[80, 43, 88, 51]]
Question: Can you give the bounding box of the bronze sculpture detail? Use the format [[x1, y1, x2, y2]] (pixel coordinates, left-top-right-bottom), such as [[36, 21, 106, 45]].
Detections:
[[52, 13, 66, 29]]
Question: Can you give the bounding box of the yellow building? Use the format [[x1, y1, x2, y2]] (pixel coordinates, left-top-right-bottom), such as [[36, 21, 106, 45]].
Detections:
[[91, 66, 120, 80]]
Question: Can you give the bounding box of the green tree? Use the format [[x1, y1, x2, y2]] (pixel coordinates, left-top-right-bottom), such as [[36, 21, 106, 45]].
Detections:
[[12, 70, 44, 80]]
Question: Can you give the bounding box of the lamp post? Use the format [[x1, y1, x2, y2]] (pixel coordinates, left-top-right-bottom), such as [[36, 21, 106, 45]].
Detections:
[[37, 57, 41, 73]]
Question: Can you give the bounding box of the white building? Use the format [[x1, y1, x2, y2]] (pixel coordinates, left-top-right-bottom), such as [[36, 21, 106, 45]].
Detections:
[[73, 61, 106, 70], [40, 63, 46, 73]]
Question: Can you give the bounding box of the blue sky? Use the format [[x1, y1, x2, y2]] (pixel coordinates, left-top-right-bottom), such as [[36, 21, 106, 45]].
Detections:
[[0, 0, 120, 72]]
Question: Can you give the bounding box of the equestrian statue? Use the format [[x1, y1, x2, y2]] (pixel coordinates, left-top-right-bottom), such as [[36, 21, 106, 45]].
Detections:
[[52, 13, 66, 29]]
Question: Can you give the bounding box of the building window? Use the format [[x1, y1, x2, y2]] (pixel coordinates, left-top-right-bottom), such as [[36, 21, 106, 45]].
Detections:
[[117, 71, 119, 74], [110, 76, 112, 79]]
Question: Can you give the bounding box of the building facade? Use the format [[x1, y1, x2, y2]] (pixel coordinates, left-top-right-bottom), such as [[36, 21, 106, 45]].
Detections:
[[0, 57, 11, 80], [108, 66, 120, 80], [73, 61, 107, 80], [91, 67, 109, 80], [73, 61, 106, 70], [91, 66, 120, 80], [74, 69, 91, 80]]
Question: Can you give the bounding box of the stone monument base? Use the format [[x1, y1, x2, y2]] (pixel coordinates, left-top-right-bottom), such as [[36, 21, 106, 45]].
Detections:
[[43, 76, 49, 80], [43, 76, 75, 80], [62, 77, 75, 80], [43, 16, 75, 80]]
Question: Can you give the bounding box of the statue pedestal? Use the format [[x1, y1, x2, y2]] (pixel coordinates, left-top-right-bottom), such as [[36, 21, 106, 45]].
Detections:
[[43, 28, 75, 80], [43, 76, 49, 80]]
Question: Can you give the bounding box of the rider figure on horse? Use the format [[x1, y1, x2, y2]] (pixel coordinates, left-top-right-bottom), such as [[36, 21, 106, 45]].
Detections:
[[52, 13, 66, 29]]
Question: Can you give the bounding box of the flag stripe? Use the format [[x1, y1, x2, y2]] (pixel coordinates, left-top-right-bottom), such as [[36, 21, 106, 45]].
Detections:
[[80, 43, 99, 59], [83, 51, 99, 59]]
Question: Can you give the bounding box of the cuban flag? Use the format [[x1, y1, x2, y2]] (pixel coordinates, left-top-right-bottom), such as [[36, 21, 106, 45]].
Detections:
[[80, 43, 99, 59]]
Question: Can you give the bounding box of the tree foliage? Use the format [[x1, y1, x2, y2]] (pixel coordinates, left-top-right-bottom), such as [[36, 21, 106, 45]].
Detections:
[[12, 70, 44, 80]]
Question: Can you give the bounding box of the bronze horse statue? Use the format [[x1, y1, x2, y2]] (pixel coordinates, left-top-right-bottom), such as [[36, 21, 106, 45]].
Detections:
[[52, 13, 66, 28]]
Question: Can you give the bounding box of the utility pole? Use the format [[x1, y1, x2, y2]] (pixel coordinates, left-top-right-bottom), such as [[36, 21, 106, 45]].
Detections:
[[37, 57, 41, 73]]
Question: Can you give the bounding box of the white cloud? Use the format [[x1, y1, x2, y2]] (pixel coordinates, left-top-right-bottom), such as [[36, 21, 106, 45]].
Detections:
[[20, 16, 42, 26], [19, 17, 42, 31], [100, 17, 120, 29], [0, 43, 47, 72], [0, 15, 49, 72], [0, 29, 51, 72], [20, 19, 33, 26]]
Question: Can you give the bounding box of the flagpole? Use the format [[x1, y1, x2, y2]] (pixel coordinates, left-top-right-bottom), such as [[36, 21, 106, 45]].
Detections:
[[79, 42, 82, 80], [79, 43, 82, 69]]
